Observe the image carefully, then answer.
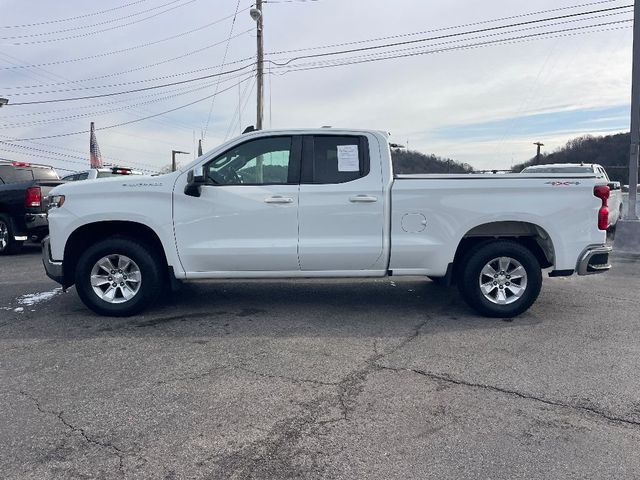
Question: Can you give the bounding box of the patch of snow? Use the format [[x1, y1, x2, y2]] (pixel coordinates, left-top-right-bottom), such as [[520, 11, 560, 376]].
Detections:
[[17, 287, 62, 307], [13, 307, 24, 313]]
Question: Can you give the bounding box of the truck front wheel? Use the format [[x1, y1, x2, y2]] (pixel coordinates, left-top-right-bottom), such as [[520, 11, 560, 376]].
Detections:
[[75, 236, 163, 316], [457, 240, 542, 318]]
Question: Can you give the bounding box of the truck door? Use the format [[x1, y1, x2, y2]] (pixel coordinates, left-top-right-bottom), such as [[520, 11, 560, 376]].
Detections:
[[298, 134, 385, 271], [173, 135, 302, 273]]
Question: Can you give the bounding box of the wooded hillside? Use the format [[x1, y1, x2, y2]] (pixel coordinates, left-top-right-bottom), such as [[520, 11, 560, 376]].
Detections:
[[391, 149, 473, 174], [512, 132, 631, 183]]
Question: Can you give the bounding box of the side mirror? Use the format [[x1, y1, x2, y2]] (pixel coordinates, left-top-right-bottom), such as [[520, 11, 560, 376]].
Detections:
[[608, 182, 620, 191], [185, 166, 205, 197]]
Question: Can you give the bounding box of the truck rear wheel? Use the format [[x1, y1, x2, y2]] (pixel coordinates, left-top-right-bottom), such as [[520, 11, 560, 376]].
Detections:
[[457, 240, 542, 318], [75, 236, 163, 316], [0, 214, 23, 255]]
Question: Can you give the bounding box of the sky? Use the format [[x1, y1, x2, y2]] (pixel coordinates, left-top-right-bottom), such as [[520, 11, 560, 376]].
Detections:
[[0, 0, 634, 173]]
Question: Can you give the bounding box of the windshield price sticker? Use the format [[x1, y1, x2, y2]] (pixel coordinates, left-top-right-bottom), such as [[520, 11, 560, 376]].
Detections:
[[337, 145, 359, 172]]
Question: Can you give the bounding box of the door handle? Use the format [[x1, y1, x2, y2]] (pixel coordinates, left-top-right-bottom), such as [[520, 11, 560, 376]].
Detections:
[[264, 195, 294, 204], [349, 195, 378, 203]]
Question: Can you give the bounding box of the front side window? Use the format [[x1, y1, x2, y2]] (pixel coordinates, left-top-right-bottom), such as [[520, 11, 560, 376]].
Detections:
[[205, 136, 293, 185]]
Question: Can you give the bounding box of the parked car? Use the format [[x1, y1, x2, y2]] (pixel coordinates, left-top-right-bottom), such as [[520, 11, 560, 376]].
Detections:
[[61, 166, 143, 181], [0, 160, 65, 254], [521, 163, 623, 229], [44, 128, 611, 318]]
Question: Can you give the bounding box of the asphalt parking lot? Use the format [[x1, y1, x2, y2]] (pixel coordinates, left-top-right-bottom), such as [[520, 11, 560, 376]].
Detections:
[[1, 244, 639, 479]]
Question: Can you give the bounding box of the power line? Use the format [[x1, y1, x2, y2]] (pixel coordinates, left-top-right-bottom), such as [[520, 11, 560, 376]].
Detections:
[[1, 0, 192, 40], [1, 0, 149, 29], [2, 31, 255, 90], [269, 15, 632, 72], [0, 139, 164, 172], [0, 72, 252, 128], [203, 0, 243, 139], [5, 75, 255, 142], [225, 76, 256, 140], [2, 0, 199, 46], [0, 50, 200, 133], [0, 5, 253, 71], [8, 57, 257, 96], [0, 80, 234, 119], [267, 4, 633, 67], [266, 0, 622, 56], [270, 20, 632, 76], [8, 5, 626, 106], [0, 144, 159, 174], [6, 63, 256, 106]]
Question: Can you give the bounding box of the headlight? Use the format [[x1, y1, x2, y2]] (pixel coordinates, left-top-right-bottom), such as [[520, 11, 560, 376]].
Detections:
[[48, 195, 65, 210]]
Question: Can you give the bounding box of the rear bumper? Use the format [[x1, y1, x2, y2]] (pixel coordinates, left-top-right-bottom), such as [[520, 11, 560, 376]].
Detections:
[[13, 213, 48, 239], [577, 245, 612, 275], [42, 236, 64, 285]]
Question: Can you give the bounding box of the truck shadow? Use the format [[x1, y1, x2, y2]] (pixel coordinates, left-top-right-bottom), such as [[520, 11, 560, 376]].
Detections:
[[5, 277, 545, 340]]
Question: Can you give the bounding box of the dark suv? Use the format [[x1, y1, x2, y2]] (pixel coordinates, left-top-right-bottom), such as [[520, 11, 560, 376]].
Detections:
[[0, 161, 64, 254]]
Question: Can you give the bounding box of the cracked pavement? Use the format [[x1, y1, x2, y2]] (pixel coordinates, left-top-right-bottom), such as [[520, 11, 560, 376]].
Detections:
[[1, 244, 639, 479]]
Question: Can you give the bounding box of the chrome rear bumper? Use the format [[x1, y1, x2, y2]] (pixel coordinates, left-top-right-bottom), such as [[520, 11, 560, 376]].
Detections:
[[577, 245, 612, 275]]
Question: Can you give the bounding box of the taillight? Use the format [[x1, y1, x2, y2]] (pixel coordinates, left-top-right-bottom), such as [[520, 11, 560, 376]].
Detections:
[[25, 186, 41, 208], [593, 185, 610, 230]]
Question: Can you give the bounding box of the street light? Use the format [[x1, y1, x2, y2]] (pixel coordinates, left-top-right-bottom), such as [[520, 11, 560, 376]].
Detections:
[[0, 98, 8, 108], [171, 150, 189, 172]]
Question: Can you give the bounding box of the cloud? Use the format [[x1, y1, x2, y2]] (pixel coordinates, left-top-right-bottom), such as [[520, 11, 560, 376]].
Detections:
[[0, 0, 633, 172]]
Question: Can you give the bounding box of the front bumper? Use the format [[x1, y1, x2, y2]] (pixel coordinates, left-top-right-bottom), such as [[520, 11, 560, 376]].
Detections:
[[42, 236, 64, 285], [577, 245, 612, 275]]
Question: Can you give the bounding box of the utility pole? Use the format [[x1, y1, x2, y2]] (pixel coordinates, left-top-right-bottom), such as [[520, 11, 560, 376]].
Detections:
[[171, 150, 189, 172], [254, 0, 264, 131], [614, 0, 640, 254], [628, 0, 640, 222], [533, 142, 544, 162]]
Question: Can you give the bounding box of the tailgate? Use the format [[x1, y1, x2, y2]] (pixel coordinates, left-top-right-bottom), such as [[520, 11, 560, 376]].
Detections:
[[32, 180, 65, 213]]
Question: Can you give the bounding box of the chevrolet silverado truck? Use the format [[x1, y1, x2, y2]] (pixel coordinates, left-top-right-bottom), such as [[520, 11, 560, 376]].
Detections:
[[0, 160, 64, 255], [43, 129, 612, 318]]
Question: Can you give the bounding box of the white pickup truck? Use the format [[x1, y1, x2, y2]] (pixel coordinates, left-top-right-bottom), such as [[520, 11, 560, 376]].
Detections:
[[43, 128, 612, 318]]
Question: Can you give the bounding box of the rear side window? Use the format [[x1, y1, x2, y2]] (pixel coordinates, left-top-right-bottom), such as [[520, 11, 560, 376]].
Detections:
[[32, 168, 59, 181], [303, 135, 370, 184], [0, 167, 33, 184]]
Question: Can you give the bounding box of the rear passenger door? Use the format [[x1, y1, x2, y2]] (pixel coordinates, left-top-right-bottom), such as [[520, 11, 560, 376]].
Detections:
[[298, 134, 385, 271]]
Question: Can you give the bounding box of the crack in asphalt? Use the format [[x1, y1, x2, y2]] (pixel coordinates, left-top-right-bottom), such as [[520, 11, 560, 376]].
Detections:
[[376, 366, 640, 429], [208, 317, 434, 477], [19, 390, 137, 475], [336, 318, 431, 421]]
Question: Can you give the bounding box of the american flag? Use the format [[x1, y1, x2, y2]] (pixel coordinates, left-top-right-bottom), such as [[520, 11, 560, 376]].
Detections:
[[89, 121, 103, 168]]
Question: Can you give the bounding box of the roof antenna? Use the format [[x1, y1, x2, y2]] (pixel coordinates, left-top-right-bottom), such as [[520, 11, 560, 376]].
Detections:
[[242, 125, 255, 134]]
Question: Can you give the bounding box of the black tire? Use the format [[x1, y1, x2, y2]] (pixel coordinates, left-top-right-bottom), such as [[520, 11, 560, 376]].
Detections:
[[457, 240, 542, 318], [75, 236, 163, 317], [0, 214, 23, 255]]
